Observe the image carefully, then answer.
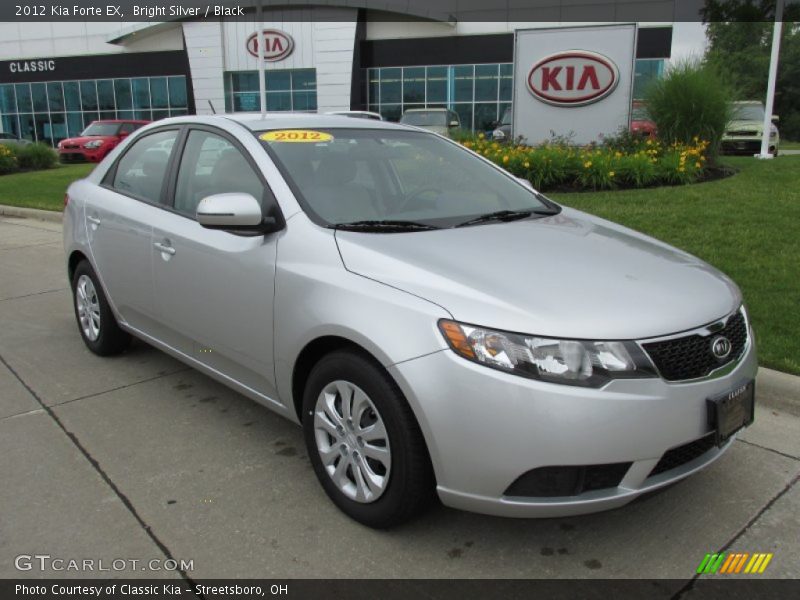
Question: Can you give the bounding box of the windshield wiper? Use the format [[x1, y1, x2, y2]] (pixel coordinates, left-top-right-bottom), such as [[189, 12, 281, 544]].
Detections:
[[455, 208, 558, 228], [331, 219, 440, 232]]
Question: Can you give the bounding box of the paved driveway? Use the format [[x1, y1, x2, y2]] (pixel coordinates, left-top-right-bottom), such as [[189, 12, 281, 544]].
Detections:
[[1, 216, 798, 588]]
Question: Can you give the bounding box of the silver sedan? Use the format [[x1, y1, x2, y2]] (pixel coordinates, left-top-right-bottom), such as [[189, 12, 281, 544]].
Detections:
[[63, 114, 757, 528]]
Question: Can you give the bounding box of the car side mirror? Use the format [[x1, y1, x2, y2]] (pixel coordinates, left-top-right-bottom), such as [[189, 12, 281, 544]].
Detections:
[[771, 114, 779, 123], [196, 193, 282, 234]]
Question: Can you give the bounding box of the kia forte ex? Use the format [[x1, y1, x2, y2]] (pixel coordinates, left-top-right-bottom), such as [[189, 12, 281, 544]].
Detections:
[[63, 114, 756, 528]]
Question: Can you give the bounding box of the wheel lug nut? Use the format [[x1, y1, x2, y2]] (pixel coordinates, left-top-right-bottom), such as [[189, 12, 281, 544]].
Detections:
[[356, 436, 364, 447]]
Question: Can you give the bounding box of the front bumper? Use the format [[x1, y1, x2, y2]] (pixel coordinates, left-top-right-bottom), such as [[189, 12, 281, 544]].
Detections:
[[388, 337, 757, 518], [59, 149, 106, 163], [721, 138, 777, 155]]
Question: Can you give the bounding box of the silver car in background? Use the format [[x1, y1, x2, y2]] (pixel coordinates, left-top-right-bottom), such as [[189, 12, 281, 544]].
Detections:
[[64, 114, 756, 528]]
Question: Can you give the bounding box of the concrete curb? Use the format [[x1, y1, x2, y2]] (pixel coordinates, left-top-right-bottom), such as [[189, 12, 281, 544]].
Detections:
[[0, 204, 63, 223], [758, 367, 800, 416]]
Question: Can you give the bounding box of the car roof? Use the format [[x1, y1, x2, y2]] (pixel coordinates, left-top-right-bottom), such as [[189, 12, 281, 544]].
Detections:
[[90, 119, 150, 124], [403, 108, 449, 112], [221, 112, 412, 132]]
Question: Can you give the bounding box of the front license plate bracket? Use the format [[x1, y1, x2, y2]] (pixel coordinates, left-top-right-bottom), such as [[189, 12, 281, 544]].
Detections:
[[707, 380, 755, 447]]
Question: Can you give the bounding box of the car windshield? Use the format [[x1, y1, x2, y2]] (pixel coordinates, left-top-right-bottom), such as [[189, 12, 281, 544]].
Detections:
[[81, 122, 120, 137], [631, 105, 650, 120], [260, 128, 555, 228], [400, 111, 448, 127], [732, 105, 764, 120]]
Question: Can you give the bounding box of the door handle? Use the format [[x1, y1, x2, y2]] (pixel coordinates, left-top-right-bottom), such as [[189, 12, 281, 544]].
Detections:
[[153, 242, 176, 256], [87, 215, 101, 226]]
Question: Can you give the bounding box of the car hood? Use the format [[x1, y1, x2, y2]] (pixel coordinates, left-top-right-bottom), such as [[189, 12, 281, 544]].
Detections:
[[725, 119, 763, 133], [61, 135, 115, 146], [335, 207, 741, 340]]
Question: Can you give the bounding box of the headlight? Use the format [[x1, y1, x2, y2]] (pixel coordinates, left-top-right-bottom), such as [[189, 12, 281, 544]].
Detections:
[[770, 127, 778, 139], [438, 320, 656, 387], [84, 140, 104, 149], [492, 129, 506, 140]]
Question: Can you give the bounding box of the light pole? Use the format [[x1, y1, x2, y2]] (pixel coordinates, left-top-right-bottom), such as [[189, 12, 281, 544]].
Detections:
[[757, 0, 784, 159]]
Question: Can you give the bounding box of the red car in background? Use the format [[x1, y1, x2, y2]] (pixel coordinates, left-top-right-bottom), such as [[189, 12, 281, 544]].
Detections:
[[58, 120, 149, 163], [630, 102, 657, 138]]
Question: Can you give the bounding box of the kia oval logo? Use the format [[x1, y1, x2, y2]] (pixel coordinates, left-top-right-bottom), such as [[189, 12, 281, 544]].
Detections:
[[246, 29, 294, 62], [527, 50, 619, 107], [711, 336, 732, 360]]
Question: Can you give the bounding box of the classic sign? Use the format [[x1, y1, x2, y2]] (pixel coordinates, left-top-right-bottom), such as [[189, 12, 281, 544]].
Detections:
[[527, 51, 619, 107], [246, 30, 295, 62]]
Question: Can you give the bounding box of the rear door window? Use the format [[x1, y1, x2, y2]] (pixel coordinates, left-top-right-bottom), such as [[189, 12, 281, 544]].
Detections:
[[111, 130, 178, 203]]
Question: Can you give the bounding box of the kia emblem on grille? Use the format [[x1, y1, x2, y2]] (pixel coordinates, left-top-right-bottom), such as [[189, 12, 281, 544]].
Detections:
[[711, 336, 732, 359]]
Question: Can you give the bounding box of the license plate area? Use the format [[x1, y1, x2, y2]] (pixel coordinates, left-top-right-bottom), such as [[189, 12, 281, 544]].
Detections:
[[707, 380, 755, 447]]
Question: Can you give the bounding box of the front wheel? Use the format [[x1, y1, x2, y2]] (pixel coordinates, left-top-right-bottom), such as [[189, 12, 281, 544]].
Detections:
[[302, 350, 435, 528], [71, 260, 131, 356]]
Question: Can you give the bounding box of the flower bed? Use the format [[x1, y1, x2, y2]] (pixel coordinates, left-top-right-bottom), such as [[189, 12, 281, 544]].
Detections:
[[459, 134, 710, 192]]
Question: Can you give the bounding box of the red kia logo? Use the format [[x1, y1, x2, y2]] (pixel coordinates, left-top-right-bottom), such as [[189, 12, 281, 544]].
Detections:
[[246, 29, 294, 62], [527, 51, 619, 107]]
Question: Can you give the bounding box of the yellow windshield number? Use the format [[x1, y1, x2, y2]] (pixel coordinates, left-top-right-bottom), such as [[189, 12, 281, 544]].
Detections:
[[260, 130, 333, 143]]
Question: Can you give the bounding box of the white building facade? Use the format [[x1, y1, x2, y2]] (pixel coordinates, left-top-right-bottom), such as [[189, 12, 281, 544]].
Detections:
[[0, 8, 674, 145]]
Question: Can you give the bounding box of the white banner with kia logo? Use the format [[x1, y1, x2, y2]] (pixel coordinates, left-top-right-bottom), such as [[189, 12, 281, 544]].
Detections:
[[513, 24, 637, 145]]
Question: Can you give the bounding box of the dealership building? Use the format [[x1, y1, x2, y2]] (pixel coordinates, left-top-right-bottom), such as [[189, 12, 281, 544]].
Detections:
[[0, 6, 675, 146]]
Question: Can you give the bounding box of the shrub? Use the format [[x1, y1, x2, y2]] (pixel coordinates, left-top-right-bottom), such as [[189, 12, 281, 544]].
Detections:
[[644, 60, 733, 159], [17, 143, 58, 170], [601, 126, 650, 155], [459, 133, 708, 191], [0, 144, 19, 175]]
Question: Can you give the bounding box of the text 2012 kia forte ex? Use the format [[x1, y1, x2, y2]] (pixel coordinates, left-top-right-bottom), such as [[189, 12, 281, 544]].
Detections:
[[63, 114, 756, 528]]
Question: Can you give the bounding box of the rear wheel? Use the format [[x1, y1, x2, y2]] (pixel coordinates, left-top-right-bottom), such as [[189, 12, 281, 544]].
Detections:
[[302, 350, 435, 528], [71, 260, 131, 356]]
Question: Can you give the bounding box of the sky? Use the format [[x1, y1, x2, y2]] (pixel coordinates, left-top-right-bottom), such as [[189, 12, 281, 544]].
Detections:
[[670, 21, 709, 63]]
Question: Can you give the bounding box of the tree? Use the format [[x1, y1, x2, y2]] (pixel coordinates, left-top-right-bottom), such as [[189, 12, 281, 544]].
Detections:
[[703, 1, 800, 139]]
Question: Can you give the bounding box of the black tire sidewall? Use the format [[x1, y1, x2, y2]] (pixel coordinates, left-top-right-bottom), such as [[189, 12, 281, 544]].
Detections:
[[71, 261, 129, 355], [302, 351, 429, 528]]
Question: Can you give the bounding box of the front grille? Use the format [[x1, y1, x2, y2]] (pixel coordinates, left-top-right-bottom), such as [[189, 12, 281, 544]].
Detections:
[[726, 130, 758, 137], [504, 462, 631, 498], [649, 434, 716, 477], [642, 310, 748, 382]]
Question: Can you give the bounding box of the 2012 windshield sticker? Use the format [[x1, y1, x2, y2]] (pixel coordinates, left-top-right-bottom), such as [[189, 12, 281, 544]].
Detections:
[[260, 130, 333, 143]]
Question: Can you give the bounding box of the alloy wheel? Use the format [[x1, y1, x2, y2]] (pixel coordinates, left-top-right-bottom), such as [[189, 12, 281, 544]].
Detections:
[[313, 380, 391, 503], [76, 274, 101, 341]]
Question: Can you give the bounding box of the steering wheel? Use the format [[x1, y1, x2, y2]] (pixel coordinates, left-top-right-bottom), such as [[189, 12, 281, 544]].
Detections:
[[396, 186, 442, 213]]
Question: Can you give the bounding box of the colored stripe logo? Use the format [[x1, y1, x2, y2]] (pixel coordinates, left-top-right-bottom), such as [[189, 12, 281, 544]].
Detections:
[[696, 552, 773, 574]]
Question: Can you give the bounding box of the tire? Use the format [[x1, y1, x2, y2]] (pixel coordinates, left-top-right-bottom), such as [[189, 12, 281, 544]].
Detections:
[[302, 349, 435, 528], [71, 260, 131, 356]]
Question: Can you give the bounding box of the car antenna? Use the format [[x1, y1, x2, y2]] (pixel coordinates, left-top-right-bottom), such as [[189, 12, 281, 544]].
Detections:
[[208, 100, 217, 114]]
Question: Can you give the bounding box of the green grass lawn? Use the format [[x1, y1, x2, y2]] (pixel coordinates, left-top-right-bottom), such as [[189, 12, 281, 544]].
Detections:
[[0, 163, 95, 211], [552, 155, 800, 375], [781, 140, 800, 150], [0, 157, 797, 374]]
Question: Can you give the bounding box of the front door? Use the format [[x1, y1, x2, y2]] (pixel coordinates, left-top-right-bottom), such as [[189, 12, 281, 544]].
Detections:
[[151, 127, 281, 399]]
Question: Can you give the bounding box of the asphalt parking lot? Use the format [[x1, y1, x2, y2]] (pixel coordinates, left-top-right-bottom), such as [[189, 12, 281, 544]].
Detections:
[[1, 215, 798, 588]]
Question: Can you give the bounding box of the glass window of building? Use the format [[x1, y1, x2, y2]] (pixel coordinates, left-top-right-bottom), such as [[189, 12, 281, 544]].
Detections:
[[224, 68, 317, 113], [0, 75, 188, 146], [633, 59, 665, 99], [367, 59, 665, 131]]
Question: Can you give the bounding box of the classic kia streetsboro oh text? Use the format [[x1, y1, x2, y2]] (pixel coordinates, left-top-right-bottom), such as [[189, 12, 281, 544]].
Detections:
[[64, 114, 756, 528]]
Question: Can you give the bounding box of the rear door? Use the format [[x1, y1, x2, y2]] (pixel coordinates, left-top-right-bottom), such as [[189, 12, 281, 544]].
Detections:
[[151, 126, 282, 399], [87, 127, 180, 333]]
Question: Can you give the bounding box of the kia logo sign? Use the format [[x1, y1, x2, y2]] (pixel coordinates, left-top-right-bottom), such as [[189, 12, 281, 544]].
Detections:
[[246, 29, 294, 62], [527, 51, 619, 107]]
